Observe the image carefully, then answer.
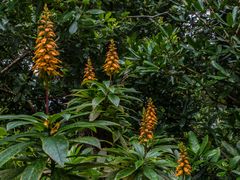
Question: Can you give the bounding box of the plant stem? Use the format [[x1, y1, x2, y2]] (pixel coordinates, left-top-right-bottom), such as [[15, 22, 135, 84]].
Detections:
[[45, 80, 49, 114], [110, 74, 113, 85]]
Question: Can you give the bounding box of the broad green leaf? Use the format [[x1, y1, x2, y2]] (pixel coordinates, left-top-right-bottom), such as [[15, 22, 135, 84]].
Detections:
[[135, 160, 144, 169], [188, 131, 200, 154], [71, 136, 101, 149], [42, 135, 69, 167], [222, 141, 238, 156], [33, 112, 48, 120], [143, 167, 159, 180], [132, 141, 145, 158], [69, 21, 78, 34], [87, 9, 105, 15], [204, 148, 220, 162], [114, 167, 136, 180], [108, 94, 120, 107], [0, 142, 33, 168], [20, 159, 46, 180], [6, 121, 33, 131], [145, 148, 161, 158], [92, 96, 105, 109], [230, 156, 240, 169], [0, 168, 24, 180], [211, 60, 230, 77], [232, 170, 240, 176], [198, 135, 208, 155], [89, 109, 101, 121]]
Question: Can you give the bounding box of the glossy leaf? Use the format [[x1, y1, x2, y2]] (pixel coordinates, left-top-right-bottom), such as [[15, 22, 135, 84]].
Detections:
[[42, 135, 69, 167], [0, 142, 33, 168], [114, 167, 136, 180], [71, 136, 101, 149], [108, 94, 120, 107], [143, 167, 159, 180], [188, 131, 200, 154], [20, 160, 46, 180]]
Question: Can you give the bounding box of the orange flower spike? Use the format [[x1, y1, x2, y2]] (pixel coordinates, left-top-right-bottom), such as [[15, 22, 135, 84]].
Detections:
[[82, 58, 96, 82], [139, 98, 158, 143], [175, 142, 192, 177], [103, 39, 120, 77], [32, 4, 62, 79]]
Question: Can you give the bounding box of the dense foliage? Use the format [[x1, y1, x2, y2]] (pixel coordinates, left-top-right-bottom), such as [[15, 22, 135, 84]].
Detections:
[[0, 0, 240, 179]]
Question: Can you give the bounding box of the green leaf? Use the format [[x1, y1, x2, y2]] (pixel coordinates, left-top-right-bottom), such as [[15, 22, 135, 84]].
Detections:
[[222, 141, 238, 156], [0, 127, 7, 136], [115, 167, 136, 180], [232, 6, 238, 24], [211, 60, 230, 77], [69, 21, 78, 34], [232, 170, 240, 176], [230, 156, 240, 169], [135, 160, 144, 169], [0, 142, 33, 168], [33, 112, 48, 120], [132, 141, 145, 158], [0, 168, 24, 180], [204, 148, 220, 162], [226, 13, 233, 26], [198, 135, 208, 155], [108, 94, 120, 107], [87, 9, 105, 15], [92, 96, 105, 109], [143, 167, 159, 180], [89, 109, 101, 121], [58, 120, 118, 133], [0, 115, 40, 123], [188, 131, 200, 154], [42, 135, 69, 167], [20, 160, 46, 180], [6, 121, 33, 130], [71, 136, 101, 149]]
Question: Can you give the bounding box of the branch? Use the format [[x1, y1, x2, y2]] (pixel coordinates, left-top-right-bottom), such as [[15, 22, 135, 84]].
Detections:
[[0, 50, 31, 74], [127, 12, 168, 18]]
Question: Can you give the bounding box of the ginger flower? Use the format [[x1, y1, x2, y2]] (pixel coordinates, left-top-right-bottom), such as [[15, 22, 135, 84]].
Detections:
[[103, 39, 120, 77], [139, 98, 158, 143], [83, 58, 96, 82], [32, 4, 62, 78], [176, 142, 192, 177]]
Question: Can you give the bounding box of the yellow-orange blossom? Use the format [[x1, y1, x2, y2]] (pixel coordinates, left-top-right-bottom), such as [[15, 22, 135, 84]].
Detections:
[[83, 58, 96, 82], [32, 4, 62, 78], [176, 142, 192, 176], [103, 39, 120, 76], [139, 98, 158, 142]]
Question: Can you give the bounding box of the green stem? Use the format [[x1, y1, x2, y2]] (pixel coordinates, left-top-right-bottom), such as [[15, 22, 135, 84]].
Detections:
[[45, 80, 49, 114]]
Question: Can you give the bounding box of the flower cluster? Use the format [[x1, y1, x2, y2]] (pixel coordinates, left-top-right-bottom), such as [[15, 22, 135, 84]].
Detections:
[[83, 58, 96, 82], [103, 39, 120, 77], [176, 142, 192, 176], [43, 120, 61, 135], [139, 98, 158, 142], [32, 4, 62, 78]]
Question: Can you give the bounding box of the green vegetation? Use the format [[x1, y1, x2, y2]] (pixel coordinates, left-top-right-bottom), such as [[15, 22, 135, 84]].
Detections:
[[0, 0, 240, 179]]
